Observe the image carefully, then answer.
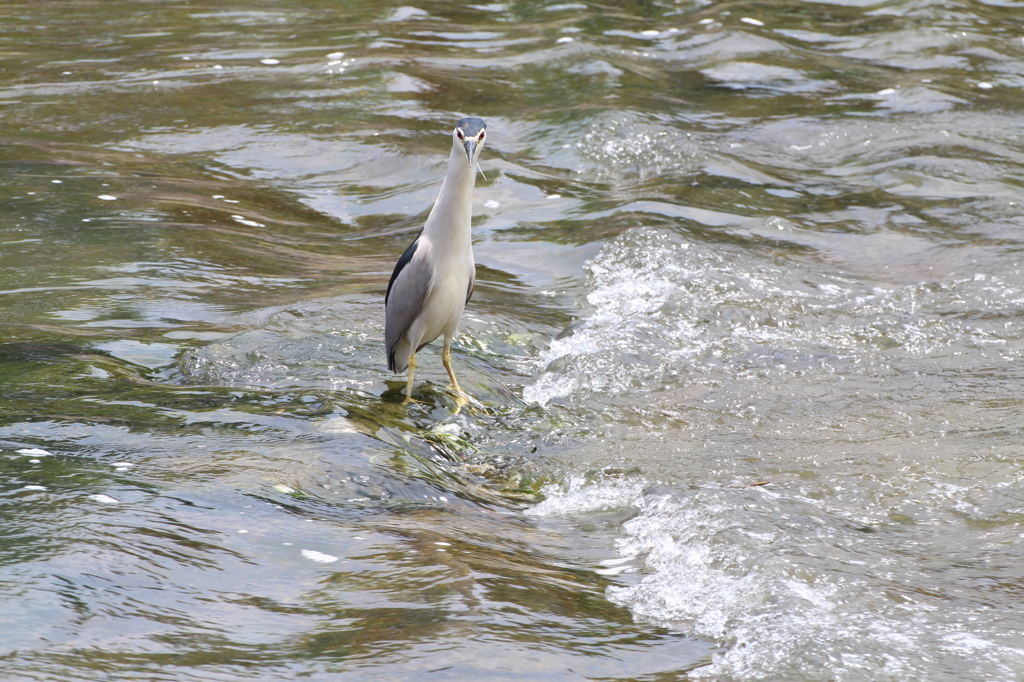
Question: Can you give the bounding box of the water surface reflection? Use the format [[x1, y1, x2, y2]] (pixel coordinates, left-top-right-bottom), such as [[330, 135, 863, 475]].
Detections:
[[2, 0, 1024, 680]]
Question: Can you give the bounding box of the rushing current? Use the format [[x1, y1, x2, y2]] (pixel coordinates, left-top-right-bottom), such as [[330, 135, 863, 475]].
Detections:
[[2, 1, 1024, 680]]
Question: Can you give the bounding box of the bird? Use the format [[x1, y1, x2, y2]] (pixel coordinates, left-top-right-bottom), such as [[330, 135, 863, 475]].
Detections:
[[385, 117, 487, 404]]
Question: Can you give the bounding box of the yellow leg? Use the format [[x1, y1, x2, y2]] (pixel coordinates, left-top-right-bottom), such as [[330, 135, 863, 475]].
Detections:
[[442, 341, 469, 413], [403, 353, 416, 404], [442, 341, 460, 391]]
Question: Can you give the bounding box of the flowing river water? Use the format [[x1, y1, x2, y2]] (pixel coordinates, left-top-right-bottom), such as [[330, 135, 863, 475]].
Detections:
[[3, 1, 1024, 680]]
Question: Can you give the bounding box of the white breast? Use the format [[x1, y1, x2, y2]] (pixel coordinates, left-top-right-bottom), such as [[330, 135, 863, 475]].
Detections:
[[420, 248, 473, 342]]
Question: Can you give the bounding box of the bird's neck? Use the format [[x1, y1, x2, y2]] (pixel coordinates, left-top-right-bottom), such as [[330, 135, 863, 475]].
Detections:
[[422, 148, 476, 253]]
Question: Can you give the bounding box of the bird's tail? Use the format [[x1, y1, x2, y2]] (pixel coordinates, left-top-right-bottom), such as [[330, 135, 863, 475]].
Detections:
[[387, 337, 411, 374]]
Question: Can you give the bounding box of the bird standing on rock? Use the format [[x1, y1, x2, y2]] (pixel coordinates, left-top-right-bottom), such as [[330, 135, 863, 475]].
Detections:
[[385, 117, 487, 404]]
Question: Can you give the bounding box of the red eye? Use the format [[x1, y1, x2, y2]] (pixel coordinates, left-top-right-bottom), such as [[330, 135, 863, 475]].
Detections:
[[457, 129, 464, 139], [478, 132, 485, 140]]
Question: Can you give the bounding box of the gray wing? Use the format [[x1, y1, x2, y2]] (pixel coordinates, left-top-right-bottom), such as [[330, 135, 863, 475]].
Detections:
[[385, 237, 433, 372]]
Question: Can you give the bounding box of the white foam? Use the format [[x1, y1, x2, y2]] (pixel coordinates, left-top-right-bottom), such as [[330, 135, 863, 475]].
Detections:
[[17, 448, 52, 456], [549, 479, 1024, 680], [89, 494, 120, 504], [526, 474, 646, 517], [301, 549, 339, 563], [525, 227, 1024, 406], [231, 215, 265, 228], [388, 6, 429, 21], [525, 231, 707, 404]]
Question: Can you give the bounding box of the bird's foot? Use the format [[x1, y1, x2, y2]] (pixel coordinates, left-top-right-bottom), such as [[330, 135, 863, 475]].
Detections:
[[450, 391, 468, 415], [446, 386, 482, 415]]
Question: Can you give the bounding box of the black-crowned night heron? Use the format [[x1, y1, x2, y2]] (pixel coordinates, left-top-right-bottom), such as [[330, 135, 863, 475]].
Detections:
[[385, 117, 487, 403]]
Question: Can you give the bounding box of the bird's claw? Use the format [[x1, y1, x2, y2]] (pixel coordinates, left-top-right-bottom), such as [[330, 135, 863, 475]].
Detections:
[[449, 389, 468, 415], [448, 386, 487, 415]]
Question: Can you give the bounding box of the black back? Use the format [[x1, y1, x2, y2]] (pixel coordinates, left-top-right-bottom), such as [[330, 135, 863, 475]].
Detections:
[[385, 236, 420, 306]]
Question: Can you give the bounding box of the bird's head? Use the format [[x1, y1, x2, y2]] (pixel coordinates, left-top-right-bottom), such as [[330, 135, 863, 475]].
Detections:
[[454, 117, 487, 165]]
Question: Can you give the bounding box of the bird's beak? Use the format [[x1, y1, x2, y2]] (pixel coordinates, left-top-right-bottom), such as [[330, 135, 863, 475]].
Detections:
[[463, 139, 478, 164]]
